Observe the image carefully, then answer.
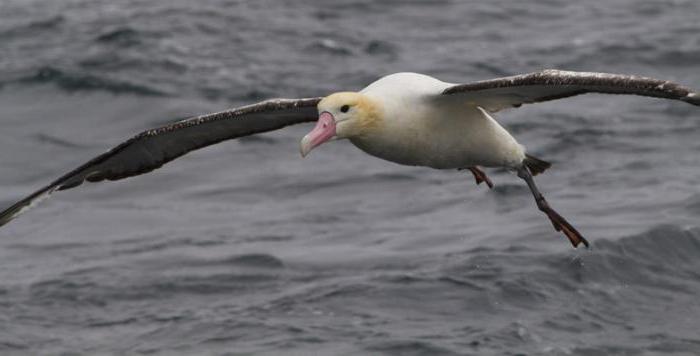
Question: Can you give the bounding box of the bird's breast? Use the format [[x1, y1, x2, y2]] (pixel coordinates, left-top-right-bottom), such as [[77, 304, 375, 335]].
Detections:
[[349, 104, 524, 169]]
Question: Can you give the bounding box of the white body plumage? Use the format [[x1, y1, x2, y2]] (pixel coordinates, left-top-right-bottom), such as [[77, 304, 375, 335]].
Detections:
[[351, 72, 526, 169]]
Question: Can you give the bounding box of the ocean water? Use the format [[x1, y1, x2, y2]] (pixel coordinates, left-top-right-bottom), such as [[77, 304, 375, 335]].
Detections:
[[1, 0, 700, 355]]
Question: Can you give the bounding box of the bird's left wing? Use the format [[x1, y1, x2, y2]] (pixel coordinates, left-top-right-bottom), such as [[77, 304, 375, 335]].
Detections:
[[440, 69, 699, 112], [0, 97, 321, 227]]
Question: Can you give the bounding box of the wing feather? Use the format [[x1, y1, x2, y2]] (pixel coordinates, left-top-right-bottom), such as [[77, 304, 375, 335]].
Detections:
[[441, 69, 699, 112], [0, 97, 321, 227]]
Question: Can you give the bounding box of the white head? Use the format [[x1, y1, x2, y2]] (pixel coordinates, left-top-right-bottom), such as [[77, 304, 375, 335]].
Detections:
[[299, 92, 382, 156]]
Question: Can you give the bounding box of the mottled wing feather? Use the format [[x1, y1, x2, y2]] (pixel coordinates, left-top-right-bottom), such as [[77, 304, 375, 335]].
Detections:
[[441, 69, 700, 112], [0, 97, 321, 227]]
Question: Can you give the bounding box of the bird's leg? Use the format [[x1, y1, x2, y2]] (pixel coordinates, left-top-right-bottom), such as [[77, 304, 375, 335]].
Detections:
[[463, 166, 494, 189], [516, 166, 589, 248]]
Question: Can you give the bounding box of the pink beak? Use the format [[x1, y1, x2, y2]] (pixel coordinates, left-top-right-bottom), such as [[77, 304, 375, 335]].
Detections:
[[300, 111, 337, 157]]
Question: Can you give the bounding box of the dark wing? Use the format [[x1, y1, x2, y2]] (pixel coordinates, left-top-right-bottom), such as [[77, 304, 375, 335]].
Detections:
[[441, 69, 699, 112], [0, 97, 321, 227]]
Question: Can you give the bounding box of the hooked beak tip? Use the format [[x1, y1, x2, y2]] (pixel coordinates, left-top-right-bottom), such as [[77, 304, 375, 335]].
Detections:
[[299, 135, 312, 158]]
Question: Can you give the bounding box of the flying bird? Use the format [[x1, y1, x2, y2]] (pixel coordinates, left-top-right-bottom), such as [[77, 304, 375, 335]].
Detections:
[[1, 69, 698, 247]]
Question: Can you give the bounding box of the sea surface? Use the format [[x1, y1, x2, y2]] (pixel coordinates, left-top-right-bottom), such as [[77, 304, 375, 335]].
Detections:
[[1, 0, 700, 355]]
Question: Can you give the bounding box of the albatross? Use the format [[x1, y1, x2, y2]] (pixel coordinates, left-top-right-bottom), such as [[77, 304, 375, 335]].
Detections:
[[1, 69, 698, 247]]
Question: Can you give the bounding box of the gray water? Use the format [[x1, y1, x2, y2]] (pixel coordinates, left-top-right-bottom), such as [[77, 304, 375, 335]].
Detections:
[[1, 0, 700, 355]]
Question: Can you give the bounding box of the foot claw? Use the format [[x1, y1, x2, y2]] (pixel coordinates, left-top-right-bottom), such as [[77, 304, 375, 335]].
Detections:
[[544, 208, 589, 248], [467, 167, 494, 189]]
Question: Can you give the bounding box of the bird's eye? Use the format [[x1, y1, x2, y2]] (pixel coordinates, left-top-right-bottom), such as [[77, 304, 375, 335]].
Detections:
[[340, 105, 350, 113]]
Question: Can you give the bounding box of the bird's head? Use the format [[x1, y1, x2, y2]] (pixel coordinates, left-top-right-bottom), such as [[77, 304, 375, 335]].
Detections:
[[300, 92, 381, 157]]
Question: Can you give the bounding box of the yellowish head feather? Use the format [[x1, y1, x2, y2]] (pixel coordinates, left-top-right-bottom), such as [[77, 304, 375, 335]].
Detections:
[[318, 92, 382, 138]]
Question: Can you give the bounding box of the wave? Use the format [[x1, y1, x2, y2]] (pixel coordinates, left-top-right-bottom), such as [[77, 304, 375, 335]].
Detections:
[[581, 225, 700, 287], [33, 133, 91, 149], [366, 340, 462, 356], [443, 224, 700, 294], [94, 27, 141, 46], [0, 16, 65, 38], [7, 66, 166, 96], [28, 253, 287, 304]]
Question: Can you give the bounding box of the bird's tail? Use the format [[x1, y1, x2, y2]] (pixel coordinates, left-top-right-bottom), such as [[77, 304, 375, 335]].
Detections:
[[523, 154, 552, 176]]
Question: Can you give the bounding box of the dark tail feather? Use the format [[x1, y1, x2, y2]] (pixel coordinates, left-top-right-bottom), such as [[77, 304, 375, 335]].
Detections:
[[524, 154, 552, 176]]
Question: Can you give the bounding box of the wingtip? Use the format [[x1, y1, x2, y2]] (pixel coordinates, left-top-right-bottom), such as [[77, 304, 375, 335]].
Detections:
[[0, 203, 24, 228], [683, 92, 700, 106], [0, 186, 60, 229]]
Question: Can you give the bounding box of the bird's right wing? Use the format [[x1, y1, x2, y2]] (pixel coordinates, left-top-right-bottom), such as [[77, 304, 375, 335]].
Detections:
[[441, 69, 699, 112], [0, 97, 322, 227]]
